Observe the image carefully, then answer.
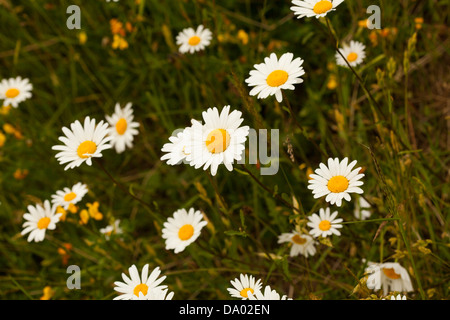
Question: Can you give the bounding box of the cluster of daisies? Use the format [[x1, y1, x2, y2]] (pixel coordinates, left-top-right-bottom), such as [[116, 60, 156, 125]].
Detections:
[[15, 0, 413, 300]]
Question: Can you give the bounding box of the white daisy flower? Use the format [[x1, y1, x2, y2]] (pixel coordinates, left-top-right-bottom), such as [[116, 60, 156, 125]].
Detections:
[[248, 285, 292, 300], [307, 207, 343, 238], [365, 262, 414, 296], [176, 25, 212, 54], [113, 264, 168, 300], [52, 116, 112, 170], [51, 182, 88, 210], [278, 230, 317, 258], [105, 102, 139, 154], [0, 76, 33, 108], [161, 208, 208, 254], [335, 40, 366, 68], [227, 274, 262, 300], [21, 200, 62, 243], [308, 157, 365, 207], [100, 220, 123, 240], [133, 288, 175, 300], [188, 105, 250, 176], [354, 196, 371, 220], [245, 52, 305, 103], [161, 125, 193, 166], [290, 0, 345, 20]]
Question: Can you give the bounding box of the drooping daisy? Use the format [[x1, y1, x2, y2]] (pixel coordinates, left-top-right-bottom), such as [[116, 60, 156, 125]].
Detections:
[[307, 207, 343, 238], [354, 196, 371, 220], [335, 40, 366, 68], [160, 125, 193, 166], [113, 264, 168, 300], [248, 285, 292, 300], [105, 102, 139, 154], [176, 25, 212, 54], [52, 116, 112, 170], [277, 230, 317, 258], [0, 76, 33, 108], [51, 182, 88, 210], [245, 52, 305, 103], [100, 220, 123, 240], [308, 157, 364, 207], [21, 200, 62, 243], [188, 105, 250, 176], [161, 208, 208, 254], [227, 274, 262, 300], [290, 0, 345, 20], [365, 262, 414, 296]]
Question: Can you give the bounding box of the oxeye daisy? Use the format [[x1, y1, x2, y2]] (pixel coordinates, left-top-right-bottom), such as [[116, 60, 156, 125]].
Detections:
[[100, 220, 123, 240], [176, 25, 212, 54], [227, 274, 262, 300], [51, 182, 88, 210], [245, 52, 305, 103], [335, 40, 366, 68], [308, 157, 365, 207], [160, 125, 193, 166], [134, 288, 175, 300], [248, 285, 292, 300], [365, 262, 414, 296], [52, 116, 112, 170], [113, 264, 168, 300], [290, 0, 345, 19], [105, 102, 139, 154], [21, 200, 62, 243], [354, 196, 371, 220], [0, 76, 33, 108], [161, 208, 208, 254], [307, 207, 343, 238], [188, 105, 249, 176], [278, 230, 317, 258]]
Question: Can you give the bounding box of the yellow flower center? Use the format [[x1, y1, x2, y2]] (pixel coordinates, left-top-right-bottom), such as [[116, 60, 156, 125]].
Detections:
[[188, 36, 201, 46], [313, 0, 333, 14], [383, 268, 401, 280], [133, 283, 149, 297], [318, 220, 331, 231], [347, 52, 358, 62], [5, 88, 20, 98], [37, 217, 51, 230], [327, 175, 349, 193], [77, 140, 97, 159], [266, 70, 289, 87], [240, 288, 254, 298], [291, 234, 307, 245], [206, 129, 230, 154], [64, 192, 77, 202], [115, 118, 127, 135], [178, 224, 194, 241]]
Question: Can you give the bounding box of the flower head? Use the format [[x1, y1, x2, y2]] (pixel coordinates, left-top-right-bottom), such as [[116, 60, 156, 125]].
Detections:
[[21, 200, 62, 242], [105, 102, 139, 154], [365, 262, 414, 296], [176, 25, 212, 54], [336, 40, 366, 68], [51, 182, 88, 210], [227, 274, 262, 300], [278, 230, 317, 257], [245, 52, 305, 103], [307, 207, 343, 238], [0, 76, 33, 108], [290, 0, 345, 20], [162, 208, 208, 253], [161, 126, 193, 166], [354, 196, 371, 220], [248, 285, 292, 300], [308, 157, 364, 207], [52, 116, 112, 170], [113, 264, 168, 300]]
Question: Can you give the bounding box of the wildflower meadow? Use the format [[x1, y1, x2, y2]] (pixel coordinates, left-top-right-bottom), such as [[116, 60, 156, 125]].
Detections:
[[0, 0, 448, 304]]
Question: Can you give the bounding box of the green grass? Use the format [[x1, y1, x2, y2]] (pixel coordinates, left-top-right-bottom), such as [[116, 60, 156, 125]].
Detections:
[[0, 0, 448, 300]]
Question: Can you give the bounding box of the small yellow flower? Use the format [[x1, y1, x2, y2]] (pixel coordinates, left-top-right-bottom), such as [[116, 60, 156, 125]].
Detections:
[[3, 123, 23, 139], [358, 19, 368, 28], [40, 286, 54, 300], [79, 209, 89, 225], [237, 29, 249, 45], [112, 34, 129, 50], [0, 105, 11, 115], [56, 206, 67, 221], [87, 201, 103, 220], [79, 31, 87, 45], [13, 168, 29, 180], [68, 203, 78, 214], [0, 132, 6, 147], [414, 17, 424, 30], [327, 74, 338, 90]]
